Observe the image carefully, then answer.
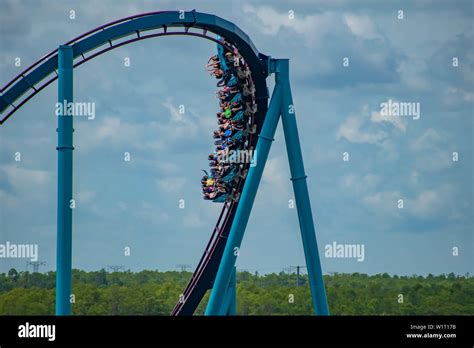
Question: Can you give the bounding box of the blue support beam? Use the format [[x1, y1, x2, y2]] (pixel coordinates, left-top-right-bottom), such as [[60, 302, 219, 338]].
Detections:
[[56, 45, 74, 316], [279, 59, 329, 315], [222, 267, 237, 315], [206, 59, 329, 316], [227, 267, 237, 315], [205, 66, 283, 315]]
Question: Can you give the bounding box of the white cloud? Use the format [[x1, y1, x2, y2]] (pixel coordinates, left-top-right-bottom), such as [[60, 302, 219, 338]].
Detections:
[[409, 170, 421, 186], [162, 98, 185, 123], [243, 4, 300, 35], [134, 202, 170, 224], [337, 115, 386, 144], [371, 110, 407, 132], [77, 190, 96, 204], [379, 139, 400, 161], [76, 116, 143, 152], [1, 165, 51, 191], [262, 156, 290, 197], [410, 129, 452, 172], [462, 91, 474, 102], [183, 212, 206, 228], [411, 128, 445, 151], [117, 201, 128, 211], [0, 189, 19, 209], [156, 177, 186, 193], [153, 161, 181, 175], [362, 186, 455, 220], [397, 60, 431, 91], [337, 104, 408, 145], [343, 14, 382, 41], [362, 190, 402, 216], [341, 173, 380, 194], [408, 190, 442, 219], [75, 99, 202, 153], [242, 5, 343, 46], [243, 5, 383, 48]]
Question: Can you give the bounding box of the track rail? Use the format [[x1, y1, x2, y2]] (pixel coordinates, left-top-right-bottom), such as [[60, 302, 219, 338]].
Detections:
[[0, 10, 269, 315], [0, 31, 236, 125]]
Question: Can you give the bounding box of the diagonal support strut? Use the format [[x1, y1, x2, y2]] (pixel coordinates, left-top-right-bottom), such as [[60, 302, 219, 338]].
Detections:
[[205, 58, 329, 316]]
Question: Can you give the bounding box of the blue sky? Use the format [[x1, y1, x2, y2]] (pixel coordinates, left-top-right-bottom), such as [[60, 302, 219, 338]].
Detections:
[[0, 0, 472, 276]]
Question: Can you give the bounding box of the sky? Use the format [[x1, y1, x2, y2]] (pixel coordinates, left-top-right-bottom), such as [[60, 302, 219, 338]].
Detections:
[[0, 0, 472, 276]]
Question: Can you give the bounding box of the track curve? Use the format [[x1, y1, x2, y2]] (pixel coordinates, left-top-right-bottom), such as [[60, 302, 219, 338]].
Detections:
[[0, 10, 269, 315]]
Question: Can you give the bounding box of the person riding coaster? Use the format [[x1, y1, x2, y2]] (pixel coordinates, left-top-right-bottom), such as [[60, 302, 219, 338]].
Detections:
[[210, 163, 232, 177], [211, 188, 240, 203], [218, 92, 237, 103], [218, 119, 231, 130], [218, 89, 242, 103], [217, 86, 240, 98], [231, 121, 245, 132], [204, 186, 226, 200], [215, 136, 244, 150], [216, 163, 239, 184], [217, 72, 239, 88], [234, 66, 251, 80], [224, 51, 243, 67], [204, 163, 245, 188], [206, 59, 220, 70], [202, 47, 255, 203], [229, 129, 245, 143], [206, 64, 221, 75], [219, 100, 240, 111], [243, 123, 257, 136], [229, 92, 243, 104], [219, 124, 234, 135], [207, 55, 219, 65], [219, 118, 245, 132], [202, 169, 239, 202], [215, 70, 230, 87], [225, 74, 239, 87], [242, 83, 255, 97], [217, 85, 240, 95], [220, 165, 240, 183]]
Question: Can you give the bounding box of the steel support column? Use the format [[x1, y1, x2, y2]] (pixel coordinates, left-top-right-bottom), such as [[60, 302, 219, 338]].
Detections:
[[222, 267, 237, 315], [56, 45, 74, 316], [205, 63, 283, 315], [279, 59, 329, 315]]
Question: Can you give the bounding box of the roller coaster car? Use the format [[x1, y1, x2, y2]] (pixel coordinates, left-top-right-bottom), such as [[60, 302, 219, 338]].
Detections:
[[212, 189, 240, 203], [221, 166, 239, 183]]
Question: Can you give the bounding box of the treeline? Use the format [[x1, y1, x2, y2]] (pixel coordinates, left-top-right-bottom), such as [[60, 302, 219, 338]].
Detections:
[[0, 269, 472, 315]]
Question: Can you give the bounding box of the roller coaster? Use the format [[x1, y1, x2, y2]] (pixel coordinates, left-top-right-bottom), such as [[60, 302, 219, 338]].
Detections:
[[0, 10, 329, 316]]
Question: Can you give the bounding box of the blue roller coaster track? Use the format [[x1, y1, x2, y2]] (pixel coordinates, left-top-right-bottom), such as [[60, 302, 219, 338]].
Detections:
[[0, 10, 328, 316]]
